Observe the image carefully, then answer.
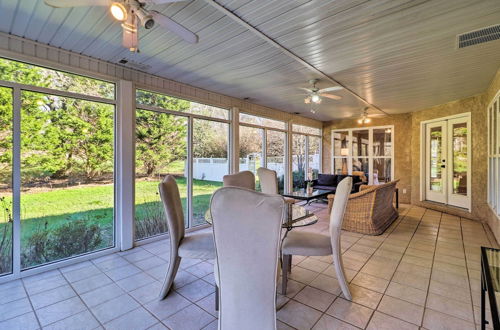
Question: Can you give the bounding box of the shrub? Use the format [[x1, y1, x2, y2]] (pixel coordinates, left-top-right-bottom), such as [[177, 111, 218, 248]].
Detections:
[[135, 201, 168, 240], [22, 220, 102, 268], [0, 197, 13, 274]]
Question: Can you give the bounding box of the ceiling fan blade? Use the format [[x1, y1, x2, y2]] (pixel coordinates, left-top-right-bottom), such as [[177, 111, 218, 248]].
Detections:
[[150, 10, 198, 44], [298, 87, 312, 93], [122, 14, 139, 52], [318, 86, 343, 93], [320, 93, 342, 100], [44, 0, 110, 8]]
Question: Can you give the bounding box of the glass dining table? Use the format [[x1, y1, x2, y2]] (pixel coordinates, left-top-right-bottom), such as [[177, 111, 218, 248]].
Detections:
[[204, 202, 318, 229]]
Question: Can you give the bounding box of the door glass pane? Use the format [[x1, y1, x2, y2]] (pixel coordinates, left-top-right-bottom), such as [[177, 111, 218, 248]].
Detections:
[[333, 131, 349, 157], [135, 110, 188, 239], [193, 119, 228, 226], [452, 122, 468, 196], [373, 128, 392, 156], [292, 134, 306, 190], [373, 158, 391, 184], [239, 126, 263, 189], [352, 130, 369, 156], [21, 91, 114, 269], [429, 126, 443, 192], [333, 158, 347, 175], [0, 87, 12, 276], [308, 136, 320, 180], [266, 130, 286, 193]]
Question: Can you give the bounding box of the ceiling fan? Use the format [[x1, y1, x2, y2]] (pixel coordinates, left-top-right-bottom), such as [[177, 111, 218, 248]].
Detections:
[[44, 0, 199, 52], [299, 79, 343, 104]]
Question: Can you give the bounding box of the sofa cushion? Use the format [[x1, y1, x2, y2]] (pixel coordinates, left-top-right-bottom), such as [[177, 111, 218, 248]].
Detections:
[[317, 174, 337, 186], [313, 185, 337, 192], [336, 175, 349, 185], [351, 175, 362, 185]]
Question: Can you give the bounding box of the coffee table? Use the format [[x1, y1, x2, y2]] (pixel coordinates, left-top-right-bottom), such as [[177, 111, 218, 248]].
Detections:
[[282, 189, 333, 205]]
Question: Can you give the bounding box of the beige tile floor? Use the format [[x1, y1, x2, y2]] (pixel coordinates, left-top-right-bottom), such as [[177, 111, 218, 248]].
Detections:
[[0, 204, 497, 330]]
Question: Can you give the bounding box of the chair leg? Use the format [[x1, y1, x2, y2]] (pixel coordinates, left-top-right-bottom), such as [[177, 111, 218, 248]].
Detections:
[[215, 285, 219, 311], [282, 254, 290, 295], [158, 256, 181, 300], [288, 255, 292, 273], [332, 241, 351, 300]]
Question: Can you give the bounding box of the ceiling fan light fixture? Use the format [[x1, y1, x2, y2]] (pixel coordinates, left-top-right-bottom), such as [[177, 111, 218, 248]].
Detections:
[[110, 2, 127, 21], [311, 94, 321, 104], [135, 7, 155, 29]]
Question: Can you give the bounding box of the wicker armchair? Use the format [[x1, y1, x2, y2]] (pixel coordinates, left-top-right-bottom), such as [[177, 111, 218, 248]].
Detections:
[[327, 180, 399, 235]]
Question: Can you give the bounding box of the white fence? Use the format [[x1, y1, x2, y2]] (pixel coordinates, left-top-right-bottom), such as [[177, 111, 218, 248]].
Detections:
[[188, 154, 319, 182]]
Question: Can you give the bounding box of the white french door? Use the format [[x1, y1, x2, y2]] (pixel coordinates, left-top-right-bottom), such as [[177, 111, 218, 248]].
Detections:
[[424, 115, 471, 209]]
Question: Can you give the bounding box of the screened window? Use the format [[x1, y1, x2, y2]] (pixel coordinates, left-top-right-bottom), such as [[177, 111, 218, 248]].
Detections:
[[0, 58, 116, 274], [0, 58, 114, 99], [239, 113, 286, 130], [292, 124, 321, 135], [135, 90, 230, 240], [136, 89, 229, 120], [488, 94, 500, 216], [239, 113, 287, 192], [292, 124, 321, 190], [332, 126, 394, 184], [0, 86, 12, 276]]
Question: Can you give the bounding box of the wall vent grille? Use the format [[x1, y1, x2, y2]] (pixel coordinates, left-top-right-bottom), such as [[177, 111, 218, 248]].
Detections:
[[118, 58, 151, 71], [457, 25, 500, 48]]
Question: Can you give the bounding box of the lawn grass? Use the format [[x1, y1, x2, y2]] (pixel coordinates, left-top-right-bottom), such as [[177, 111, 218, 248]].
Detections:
[[0, 177, 222, 243]]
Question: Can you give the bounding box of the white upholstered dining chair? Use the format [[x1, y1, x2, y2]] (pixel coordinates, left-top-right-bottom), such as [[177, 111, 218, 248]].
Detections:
[[211, 187, 285, 330], [281, 177, 353, 300], [222, 170, 255, 189], [157, 175, 215, 300], [257, 167, 295, 204]]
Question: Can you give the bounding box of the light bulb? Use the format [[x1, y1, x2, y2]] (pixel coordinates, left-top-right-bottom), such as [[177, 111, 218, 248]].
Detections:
[[357, 118, 363, 124], [110, 3, 127, 21], [364, 118, 371, 123], [311, 94, 321, 103]]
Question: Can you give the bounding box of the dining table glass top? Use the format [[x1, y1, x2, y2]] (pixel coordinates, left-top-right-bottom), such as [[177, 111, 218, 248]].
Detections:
[[204, 202, 318, 229]]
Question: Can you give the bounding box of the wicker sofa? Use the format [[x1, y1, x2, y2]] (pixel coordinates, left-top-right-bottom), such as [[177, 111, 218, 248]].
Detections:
[[327, 180, 399, 235]]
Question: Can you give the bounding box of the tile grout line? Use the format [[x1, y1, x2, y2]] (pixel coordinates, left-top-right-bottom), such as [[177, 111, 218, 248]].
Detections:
[[419, 209, 443, 329], [460, 216, 480, 327]]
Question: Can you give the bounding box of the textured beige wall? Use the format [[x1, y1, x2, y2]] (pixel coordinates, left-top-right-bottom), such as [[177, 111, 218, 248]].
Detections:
[[322, 114, 412, 204], [410, 94, 486, 221], [322, 68, 500, 229]]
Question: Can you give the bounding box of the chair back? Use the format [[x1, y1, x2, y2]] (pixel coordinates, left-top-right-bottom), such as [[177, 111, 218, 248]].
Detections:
[[257, 167, 279, 194], [329, 177, 353, 232], [211, 187, 284, 330], [223, 171, 255, 190], [158, 175, 185, 248]]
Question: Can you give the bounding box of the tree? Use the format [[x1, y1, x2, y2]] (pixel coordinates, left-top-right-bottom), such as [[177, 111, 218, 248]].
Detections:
[[136, 110, 187, 176]]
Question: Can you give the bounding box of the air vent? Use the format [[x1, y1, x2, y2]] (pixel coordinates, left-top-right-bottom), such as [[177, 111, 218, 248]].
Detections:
[[117, 58, 151, 71], [457, 24, 500, 48]]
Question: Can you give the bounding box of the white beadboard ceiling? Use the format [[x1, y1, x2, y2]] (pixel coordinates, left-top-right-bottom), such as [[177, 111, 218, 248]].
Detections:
[[0, 0, 499, 121]]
